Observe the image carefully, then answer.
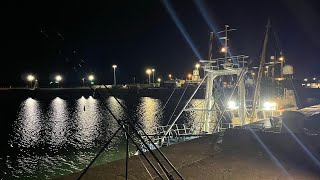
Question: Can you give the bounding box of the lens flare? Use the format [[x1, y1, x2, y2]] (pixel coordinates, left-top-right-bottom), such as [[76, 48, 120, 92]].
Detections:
[[248, 128, 292, 178], [162, 0, 202, 59]]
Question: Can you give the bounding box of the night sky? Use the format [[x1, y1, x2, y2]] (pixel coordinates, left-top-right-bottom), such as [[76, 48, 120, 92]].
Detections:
[[3, 0, 320, 86]]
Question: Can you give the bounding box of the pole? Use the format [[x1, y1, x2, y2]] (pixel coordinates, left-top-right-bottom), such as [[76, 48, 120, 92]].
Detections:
[[148, 74, 151, 84], [152, 71, 155, 86], [251, 19, 270, 122], [224, 25, 228, 60], [113, 68, 116, 85]]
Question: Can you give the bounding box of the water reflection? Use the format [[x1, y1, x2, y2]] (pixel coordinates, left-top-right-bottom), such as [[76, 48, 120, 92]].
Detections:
[[6, 96, 201, 179], [16, 98, 42, 147], [185, 99, 206, 134], [137, 97, 163, 134], [74, 96, 101, 147], [48, 97, 68, 146]]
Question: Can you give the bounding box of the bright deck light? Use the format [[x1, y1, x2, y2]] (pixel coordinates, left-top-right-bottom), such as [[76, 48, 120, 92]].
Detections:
[[195, 63, 200, 69], [263, 102, 277, 110], [227, 101, 238, 110]]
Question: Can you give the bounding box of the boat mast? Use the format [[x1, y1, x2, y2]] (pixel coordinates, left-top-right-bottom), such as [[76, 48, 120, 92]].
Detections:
[[251, 20, 271, 121], [203, 32, 215, 132]]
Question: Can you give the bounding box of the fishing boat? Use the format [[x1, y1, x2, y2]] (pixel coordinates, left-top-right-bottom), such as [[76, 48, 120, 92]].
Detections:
[[149, 21, 300, 147]]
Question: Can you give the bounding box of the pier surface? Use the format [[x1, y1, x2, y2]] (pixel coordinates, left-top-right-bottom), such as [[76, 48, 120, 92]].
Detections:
[[56, 129, 320, 180]]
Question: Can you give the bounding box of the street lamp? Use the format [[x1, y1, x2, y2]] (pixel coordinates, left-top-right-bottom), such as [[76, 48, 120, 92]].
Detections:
[[55, 75, 62, 87], [112, 65, 117, 86], [27, 74, 35, 88], [146, 69, 152, 84], [152, 69, 155, 85], [195, 63, 200, 70], [88, 75, 94, 85], [88, 75, 94, 81]]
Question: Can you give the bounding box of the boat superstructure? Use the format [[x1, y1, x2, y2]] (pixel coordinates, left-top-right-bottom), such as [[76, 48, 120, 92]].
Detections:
[[151, 22, 298, 146]]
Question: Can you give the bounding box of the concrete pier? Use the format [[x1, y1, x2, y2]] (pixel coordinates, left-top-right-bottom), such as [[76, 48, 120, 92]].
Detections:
[[56, 129, 320, 180]]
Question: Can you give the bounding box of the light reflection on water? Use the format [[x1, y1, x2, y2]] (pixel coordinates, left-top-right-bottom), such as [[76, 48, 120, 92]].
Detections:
[[5, 96, 202, 179], [74, 96, 101, 147], [48, 97, 68, 146], [137, 97, 163, 134], [17, 98, 43, 148]]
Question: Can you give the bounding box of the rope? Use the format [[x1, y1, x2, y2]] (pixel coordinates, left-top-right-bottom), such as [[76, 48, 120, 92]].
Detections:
[[166, 84, 189, 126]]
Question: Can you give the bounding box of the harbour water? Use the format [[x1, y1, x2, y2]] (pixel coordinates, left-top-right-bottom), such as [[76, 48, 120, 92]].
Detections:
[[0, 92, 205, 179]]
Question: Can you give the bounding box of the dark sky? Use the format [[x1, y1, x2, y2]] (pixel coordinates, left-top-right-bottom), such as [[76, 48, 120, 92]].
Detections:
[[3, 0, 320, 86]]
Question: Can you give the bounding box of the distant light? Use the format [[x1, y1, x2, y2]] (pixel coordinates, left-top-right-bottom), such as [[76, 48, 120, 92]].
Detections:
[[304, 78, 308, 82], [27, 75, 35, 81], [146, 69, 152, 75], [278, 56, 284, 61], [313, 78, 316, 81], [88, 75, 94, 81], [152, 69, 155, 72], [252, 72, 255, 76], [55, 75, 62, 82], [157, 78, 161, 82], [112, 65, 117, 68], [220, 47, 227, 53], [187, 73, 192, 79]]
